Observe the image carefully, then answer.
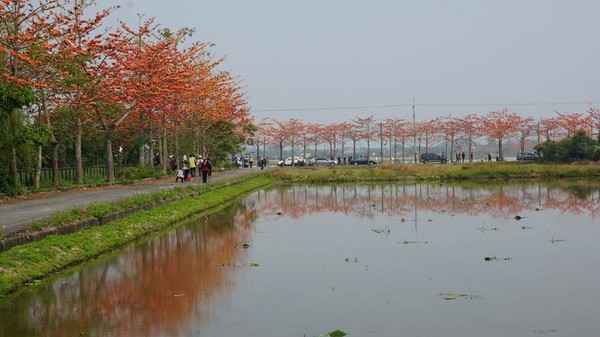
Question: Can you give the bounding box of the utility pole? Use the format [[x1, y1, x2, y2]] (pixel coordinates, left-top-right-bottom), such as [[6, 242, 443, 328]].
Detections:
[[413, 99, 417, 163]]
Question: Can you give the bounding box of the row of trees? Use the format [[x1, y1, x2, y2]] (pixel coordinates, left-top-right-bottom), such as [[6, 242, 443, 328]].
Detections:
[[254, 107, 600, 163], [0, 0, 251, 193]]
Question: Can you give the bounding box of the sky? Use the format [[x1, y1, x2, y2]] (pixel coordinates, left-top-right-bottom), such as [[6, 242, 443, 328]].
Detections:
[[102, 0, 600, 124]]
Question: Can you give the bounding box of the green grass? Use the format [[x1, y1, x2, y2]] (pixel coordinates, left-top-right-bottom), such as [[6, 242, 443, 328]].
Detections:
[[267, 162, 600, 182]]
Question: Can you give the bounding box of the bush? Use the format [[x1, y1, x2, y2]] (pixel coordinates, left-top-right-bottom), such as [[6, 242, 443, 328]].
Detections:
[[537, 131, 598, 163], [0, 169, 22, 196], [118, 166, 164, 181]]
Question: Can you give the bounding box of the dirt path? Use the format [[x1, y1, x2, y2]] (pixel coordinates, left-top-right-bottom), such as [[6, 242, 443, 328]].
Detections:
[[0, 167, 260, 237]]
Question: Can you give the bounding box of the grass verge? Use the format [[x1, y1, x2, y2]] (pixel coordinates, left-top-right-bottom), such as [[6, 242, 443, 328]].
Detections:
[[266, 162, 600, 182]]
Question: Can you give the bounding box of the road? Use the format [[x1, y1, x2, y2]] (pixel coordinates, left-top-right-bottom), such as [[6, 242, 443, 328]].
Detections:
[[0, 167, 260, 237]]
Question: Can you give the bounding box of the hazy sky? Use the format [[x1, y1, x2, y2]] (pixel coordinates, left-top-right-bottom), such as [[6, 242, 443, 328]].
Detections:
[[103, 0, 600, 124]]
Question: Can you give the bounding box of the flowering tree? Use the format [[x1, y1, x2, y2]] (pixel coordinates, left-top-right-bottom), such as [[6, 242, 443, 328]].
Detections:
[[457, 114, 481, 162], [479, 108, 522, 159], [588, 105, 600, 141], [352, 115, 374, 158], [514, 116, 536, 152], [439, 115, 462, 162], [554, 111, 591, 138]]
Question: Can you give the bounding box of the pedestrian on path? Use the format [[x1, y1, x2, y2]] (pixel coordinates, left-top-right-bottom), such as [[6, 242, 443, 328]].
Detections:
[[201, 158, 211, 183]]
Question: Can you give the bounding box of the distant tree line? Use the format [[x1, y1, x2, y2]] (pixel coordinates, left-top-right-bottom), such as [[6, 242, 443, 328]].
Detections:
[[254, 107, 600, 163]]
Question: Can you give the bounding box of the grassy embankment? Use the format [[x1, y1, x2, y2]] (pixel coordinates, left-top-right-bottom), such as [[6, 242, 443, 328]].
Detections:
[[0, 174, 271, 297], [1, 162, 599, 297], [266, 162, 600, 183]]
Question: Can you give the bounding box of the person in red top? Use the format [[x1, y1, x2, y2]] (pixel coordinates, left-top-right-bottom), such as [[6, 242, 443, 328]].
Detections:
[[200, 157, 211, 183]]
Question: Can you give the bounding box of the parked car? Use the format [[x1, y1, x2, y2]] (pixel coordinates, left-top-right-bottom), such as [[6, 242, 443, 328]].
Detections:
[[348, 156, 377, 165], [308, 157, 337, 166], [516, 151, 539, 161], [420, 153, 447, 164], [277, 156, 305, 167]]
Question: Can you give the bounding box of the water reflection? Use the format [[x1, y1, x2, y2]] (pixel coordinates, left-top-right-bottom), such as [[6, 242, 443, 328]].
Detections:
[[0, 181, 598, 336], [0, 202, 256, 337], [257, 181, 600, 220]]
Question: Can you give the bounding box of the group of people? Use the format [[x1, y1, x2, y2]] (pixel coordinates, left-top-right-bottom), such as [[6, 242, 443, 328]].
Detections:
[[232, 156, 268, 170], [174, 154, 212, 183], [454, 151, 473, 163]]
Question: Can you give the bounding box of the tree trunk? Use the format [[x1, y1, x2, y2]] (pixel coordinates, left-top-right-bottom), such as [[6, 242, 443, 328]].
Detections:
[[174, 122, 179, 167], [11, 146, 18, 188], [52, 141, 59, 187], [106, 137, 115, 183], [139, 143, 145, 167], [401, 139, 405, 164], [34, 145, 42, 189], [498, 138, 503, 159], [149, 126, 155, 168], [75, 118, 83, 185], [162, 126, 168, 174], [279, 142, 283, 160]]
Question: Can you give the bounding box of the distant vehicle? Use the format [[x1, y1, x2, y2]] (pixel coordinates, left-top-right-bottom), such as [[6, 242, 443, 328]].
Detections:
[[277, 156, 305, 167], [516, 151, 539, 161], [349, 156, 377, 165], [308, 157, 337, 166], [420, 153, 447, 164]]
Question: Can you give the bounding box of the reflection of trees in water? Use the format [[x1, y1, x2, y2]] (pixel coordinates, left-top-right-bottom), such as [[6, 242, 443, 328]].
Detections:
[[252, 182, 600, 219], [1, 201, 256, 337]]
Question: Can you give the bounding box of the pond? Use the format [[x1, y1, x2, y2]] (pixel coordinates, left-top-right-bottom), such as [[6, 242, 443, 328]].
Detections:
[[1, 181, 599, 337]]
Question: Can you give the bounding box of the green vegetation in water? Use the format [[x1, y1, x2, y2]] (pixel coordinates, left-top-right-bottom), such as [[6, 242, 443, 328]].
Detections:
[[0, 175, 271, 297], [440, 293, 482, 301], [484, 256, 512, 261], [534, 329, 557, 334], [478, 226, 500, 232], [314, 329, 347, 337], [371, 226, 391, 235], [399, 240, 429, 245]]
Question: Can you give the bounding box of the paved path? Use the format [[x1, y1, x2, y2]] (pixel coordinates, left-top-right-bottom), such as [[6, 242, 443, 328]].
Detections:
[[0, 167, 261, 237]]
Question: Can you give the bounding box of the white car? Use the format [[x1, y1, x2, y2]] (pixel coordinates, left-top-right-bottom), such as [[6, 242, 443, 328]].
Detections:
[[277, 156, 305, 167], [308, 157, 337, 166]]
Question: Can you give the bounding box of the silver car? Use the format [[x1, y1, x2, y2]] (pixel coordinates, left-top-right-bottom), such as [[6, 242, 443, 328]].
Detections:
[[308, 157, 337, 166]]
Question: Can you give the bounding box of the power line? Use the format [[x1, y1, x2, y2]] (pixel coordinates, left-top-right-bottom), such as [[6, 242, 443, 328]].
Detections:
[[252, 101, 600, 112]]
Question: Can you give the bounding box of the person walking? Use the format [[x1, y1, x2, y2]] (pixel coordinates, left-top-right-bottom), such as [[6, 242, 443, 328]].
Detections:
[[188, 154, 196, 178], [259, 157, 266, 170], [201, 157, 211, 183], [181, 163, 189, 182]]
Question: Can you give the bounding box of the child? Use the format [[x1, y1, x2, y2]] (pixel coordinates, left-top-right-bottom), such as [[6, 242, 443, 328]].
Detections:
[[175, 168, 185, 183]]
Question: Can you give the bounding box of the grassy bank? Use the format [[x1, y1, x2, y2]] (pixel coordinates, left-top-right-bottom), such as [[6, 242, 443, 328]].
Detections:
[[266, 162, 600, 182], [0, 175, 271, 297]]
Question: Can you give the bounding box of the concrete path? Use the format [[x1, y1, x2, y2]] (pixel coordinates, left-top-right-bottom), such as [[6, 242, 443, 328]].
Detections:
[[0, 167, 262, 237]]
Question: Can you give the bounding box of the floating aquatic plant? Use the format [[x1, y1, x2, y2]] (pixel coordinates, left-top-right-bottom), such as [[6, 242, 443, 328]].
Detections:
[[371, 226, 391, 235], [484, 256, 512, 261], [399, 240, 429, 245], [478, 226, 499, 232], [534, 329, 557, 334], [439, 293, 482, 300]]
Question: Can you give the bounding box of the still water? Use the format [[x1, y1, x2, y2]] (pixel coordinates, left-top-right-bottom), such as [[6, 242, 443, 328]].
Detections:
[[1, 182, 599, 337]]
